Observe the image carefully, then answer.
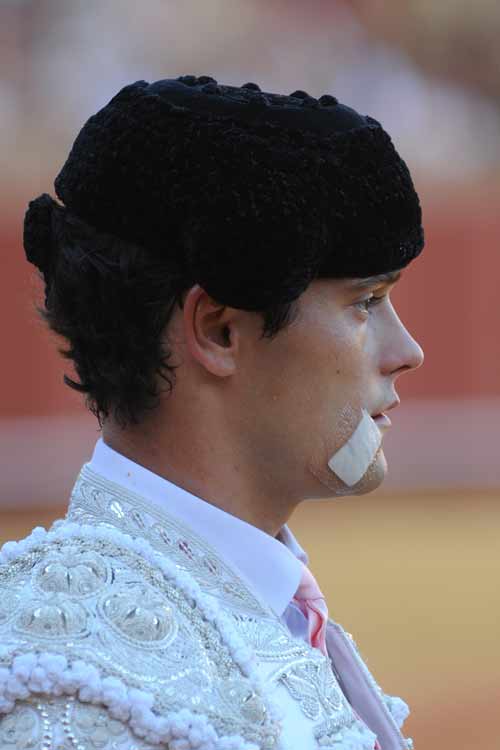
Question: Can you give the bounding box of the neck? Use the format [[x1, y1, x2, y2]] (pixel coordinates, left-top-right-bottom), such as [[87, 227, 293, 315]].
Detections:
[[101, 422, 297, 537]]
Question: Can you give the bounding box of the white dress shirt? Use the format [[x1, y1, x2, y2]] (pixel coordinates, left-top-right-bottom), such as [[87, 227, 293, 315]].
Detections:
[[86, 438, 311, 640]]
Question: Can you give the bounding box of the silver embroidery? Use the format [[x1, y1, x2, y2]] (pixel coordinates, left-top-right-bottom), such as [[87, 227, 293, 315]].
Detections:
[[278, 659, 344, 719], [231, 612, 313, 660], [0, 536, 280, 750], [15, 595, 90, 639], [0, 590, 22, 627], [0, 696, 160, 750], [70, 699, 129, 749], [99, 581, 178, 645], [33, 551, 110, 599], [230, 612, 359, 745], [277, 658, 357, 746], [0, 704, 40, 749]]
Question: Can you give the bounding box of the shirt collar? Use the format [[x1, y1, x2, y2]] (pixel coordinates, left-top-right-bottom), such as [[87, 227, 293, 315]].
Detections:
[[85, 437, 307, 617]]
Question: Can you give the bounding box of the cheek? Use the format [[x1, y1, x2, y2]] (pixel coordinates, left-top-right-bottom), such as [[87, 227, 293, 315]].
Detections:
[[246, 310, 369, 456], [305, 403, 360, 485], [312, 402, 361, 462], [266, 325, 368, 448]]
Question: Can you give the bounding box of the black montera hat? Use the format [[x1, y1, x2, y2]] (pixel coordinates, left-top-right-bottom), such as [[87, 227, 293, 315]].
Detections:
[[24, 75, 424, 310]]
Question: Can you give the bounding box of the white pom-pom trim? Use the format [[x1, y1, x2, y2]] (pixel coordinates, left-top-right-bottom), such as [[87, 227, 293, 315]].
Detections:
[[0, 650, 260, 749], [0, 522, 283, 732], [383, 694, 410, 729], [333, 721, 379, 750]]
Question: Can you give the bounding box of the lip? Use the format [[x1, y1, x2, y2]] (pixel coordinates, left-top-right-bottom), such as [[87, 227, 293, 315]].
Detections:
[[370, 398, 399, 429], [372, 412, 392, 428]]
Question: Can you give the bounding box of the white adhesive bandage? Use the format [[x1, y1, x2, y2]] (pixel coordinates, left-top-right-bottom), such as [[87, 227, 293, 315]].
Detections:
[[327, 408, 382, 486]]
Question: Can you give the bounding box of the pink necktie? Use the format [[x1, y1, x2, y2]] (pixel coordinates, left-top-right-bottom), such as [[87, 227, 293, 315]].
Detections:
[[292, 562, 329, 656]]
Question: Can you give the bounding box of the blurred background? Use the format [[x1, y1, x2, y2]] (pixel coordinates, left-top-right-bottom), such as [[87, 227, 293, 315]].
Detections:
[[1, 1, 499, 748]]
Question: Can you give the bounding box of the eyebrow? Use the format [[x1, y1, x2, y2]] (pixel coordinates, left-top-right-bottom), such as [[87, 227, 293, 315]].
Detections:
[[347, 271, 402, 290]]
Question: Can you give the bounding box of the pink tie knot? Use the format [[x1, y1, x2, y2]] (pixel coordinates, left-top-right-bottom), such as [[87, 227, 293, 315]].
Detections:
[[293, 562, 329, 656]]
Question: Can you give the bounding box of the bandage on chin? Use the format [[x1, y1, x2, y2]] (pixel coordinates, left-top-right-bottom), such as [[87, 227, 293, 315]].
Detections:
[[327, 409, 382, 486]]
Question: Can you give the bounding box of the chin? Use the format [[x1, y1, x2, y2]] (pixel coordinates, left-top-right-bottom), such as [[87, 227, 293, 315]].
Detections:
[[305, 446, 388, 500], [350, 448, 388, 495]]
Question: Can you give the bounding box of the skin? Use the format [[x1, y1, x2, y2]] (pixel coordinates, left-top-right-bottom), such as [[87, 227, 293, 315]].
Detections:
[[103, 271, 424, 537]]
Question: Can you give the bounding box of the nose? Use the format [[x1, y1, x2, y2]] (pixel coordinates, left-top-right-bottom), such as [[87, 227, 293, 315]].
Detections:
[[381, 304, 424, 378], [402, 333, 424, 374]]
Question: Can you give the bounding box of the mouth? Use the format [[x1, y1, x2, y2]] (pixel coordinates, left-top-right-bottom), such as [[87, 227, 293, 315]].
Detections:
[[371, 399, 400, 429], [372, 412, 392, 429]]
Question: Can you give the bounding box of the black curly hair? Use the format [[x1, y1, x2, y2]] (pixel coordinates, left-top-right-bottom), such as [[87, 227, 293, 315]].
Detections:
[[29, 200, 299, 429]]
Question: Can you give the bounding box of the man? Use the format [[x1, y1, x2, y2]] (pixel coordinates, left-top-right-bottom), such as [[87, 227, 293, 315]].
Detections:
[[2, 76, 424, 749]]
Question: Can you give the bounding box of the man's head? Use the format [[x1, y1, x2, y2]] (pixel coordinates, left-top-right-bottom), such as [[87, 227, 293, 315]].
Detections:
[[23, 75, 424, 506]]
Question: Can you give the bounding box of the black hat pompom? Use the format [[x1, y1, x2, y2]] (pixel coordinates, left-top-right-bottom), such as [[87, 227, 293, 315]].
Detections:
[[23, 193, 58, 274]]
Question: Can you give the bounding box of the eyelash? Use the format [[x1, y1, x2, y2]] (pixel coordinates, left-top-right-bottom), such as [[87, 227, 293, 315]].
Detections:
[[355, 294, 386, 314]]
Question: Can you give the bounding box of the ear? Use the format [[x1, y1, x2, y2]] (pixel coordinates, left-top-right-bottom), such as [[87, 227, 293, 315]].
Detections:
[[182, 285, 239, 377]]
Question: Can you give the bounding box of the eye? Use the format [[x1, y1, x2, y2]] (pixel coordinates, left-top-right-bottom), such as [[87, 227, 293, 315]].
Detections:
[[354, 294, 386, 314]]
